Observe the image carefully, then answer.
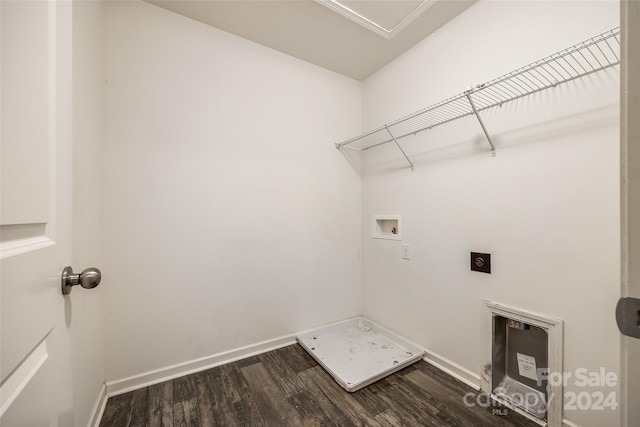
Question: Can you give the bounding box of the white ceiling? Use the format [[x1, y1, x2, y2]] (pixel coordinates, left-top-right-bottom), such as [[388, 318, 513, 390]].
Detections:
[[145, 0, 476, 81]]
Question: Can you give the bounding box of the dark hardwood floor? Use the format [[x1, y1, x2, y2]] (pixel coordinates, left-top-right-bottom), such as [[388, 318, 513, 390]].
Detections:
[[100, 344, 539, 426]]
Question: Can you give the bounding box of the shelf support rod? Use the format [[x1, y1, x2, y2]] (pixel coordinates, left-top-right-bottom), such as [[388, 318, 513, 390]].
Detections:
[[385, 125, 414, 171], [465, 91, 496, 157]]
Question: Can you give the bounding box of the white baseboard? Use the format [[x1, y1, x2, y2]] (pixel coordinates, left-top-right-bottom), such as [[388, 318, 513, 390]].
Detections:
[[98, 320, 483, 426], [422, 348, 481, 390], [87, 383, 107, 427], [105, 333, 297, 397], [104, 321, 482, 399], [89, 317, 593, 427]]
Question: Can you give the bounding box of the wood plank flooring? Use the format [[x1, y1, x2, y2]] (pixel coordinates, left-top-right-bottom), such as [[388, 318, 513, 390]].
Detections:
[[100, 344, 540, 426]]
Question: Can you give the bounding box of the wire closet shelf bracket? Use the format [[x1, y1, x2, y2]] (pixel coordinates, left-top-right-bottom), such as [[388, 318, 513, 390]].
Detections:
[[335, 27, 621, 171]]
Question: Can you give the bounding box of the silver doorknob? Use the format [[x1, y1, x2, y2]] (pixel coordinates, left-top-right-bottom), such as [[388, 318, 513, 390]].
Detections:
[[61, 266, 101, 295]]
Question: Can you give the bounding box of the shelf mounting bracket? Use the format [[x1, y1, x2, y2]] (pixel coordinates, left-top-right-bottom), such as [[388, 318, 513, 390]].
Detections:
[[385, 125, 414, 171], [465, 91, 496, 157]]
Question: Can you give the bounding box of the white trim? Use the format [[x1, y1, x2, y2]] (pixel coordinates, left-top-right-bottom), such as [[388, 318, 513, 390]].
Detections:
[[315, 0, 436, 40], [620, 3, 640, 427], [101, 318, 483, 398], [0, 236, 54, 260], [86, 383, 107, 427], [422, 348, 481, 390], [105, 333, 297, 397], [0, 337, 50, 417], [102, 315, 588, 427], [561, 418, 583, 427]]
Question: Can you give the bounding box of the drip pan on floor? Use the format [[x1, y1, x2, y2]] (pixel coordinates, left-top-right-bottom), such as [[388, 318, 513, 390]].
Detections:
[[297, 317, 425, 392]]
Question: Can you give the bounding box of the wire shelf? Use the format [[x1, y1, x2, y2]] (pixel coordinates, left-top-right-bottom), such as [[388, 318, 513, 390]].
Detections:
[[336, 27, 621, 169]]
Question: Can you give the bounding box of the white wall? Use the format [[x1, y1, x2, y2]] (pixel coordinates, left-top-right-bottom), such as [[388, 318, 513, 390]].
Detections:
[[361, 2, 620, 426], [101, 1, 362, 382], [71, 1, 106, 424]]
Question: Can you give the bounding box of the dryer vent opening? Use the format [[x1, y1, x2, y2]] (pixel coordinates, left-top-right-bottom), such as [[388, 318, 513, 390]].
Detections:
[[481, 301, 564, 427], [492, 316, 549, 420]]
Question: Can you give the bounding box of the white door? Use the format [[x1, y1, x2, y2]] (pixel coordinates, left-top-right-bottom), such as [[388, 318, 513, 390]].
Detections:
[[1, 0, 76, 425]]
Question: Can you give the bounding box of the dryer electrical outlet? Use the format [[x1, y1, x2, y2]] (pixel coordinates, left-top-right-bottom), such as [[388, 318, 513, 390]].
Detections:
[[471, 252, 491, 274]]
